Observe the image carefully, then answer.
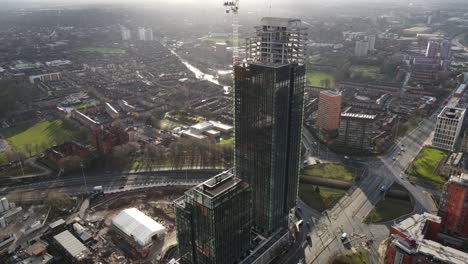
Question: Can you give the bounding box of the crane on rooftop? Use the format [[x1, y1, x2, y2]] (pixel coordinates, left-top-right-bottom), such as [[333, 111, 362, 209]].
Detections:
[[223, 1, 240, 65]]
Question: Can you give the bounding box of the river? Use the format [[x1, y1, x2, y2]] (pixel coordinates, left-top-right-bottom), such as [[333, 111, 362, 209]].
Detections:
[[168, 47, 232, 94]]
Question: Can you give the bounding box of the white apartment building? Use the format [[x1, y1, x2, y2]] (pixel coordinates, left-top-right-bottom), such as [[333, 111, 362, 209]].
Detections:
[[432, 106, 466, 151]]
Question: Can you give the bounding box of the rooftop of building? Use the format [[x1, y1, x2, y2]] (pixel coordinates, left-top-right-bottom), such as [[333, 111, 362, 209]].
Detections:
[[439, 106, 466, 120], [53, 230, 90, 260], [340, 112, 376, 120], [194, 170, 243, 198], [392, 213, 468, 264], [320, 90, 341, 97], [259, 17, 305, 29], [448, 173, 468, 186]]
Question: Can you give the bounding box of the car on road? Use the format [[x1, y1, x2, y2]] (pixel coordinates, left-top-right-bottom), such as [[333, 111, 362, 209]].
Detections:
[[315, 159, 321, 164], [23, 213, 30, 221], [344, 156, 350, 160], [380, 185, 386, 193], [392, 157, 396, 161], [398, 151, 401, 155], [341, 232, 347, 241]]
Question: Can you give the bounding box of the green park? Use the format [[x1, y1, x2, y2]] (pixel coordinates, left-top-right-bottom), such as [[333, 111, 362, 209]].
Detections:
[[406, 147, 448, 184]]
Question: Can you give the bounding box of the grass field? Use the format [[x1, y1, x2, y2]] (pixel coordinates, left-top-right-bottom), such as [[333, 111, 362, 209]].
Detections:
[[306, 70, 335, 88], [350, 65, 385, 80], [219, 138, 233, 145], [72, 102, 93, 110], [299, 184, 346, 212], [332, 251, 369, 264], [78, 47, 127, 55], [303, 163, 354, 182], [364, 197, 413, 223], [201, 37, 230, 43], [0, 120, 77, 158], [406, 147, 447, 184]]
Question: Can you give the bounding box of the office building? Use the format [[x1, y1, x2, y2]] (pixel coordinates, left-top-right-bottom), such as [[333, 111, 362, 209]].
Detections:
[[235, 17, 307, 234], [354, 40, 369, 57], [410, 57, 441, 85], [368, 35, 376, 51], [425, 41, 439, 58], [438, 173, 468, 237], [121, 27, 131, 41], [385, 213, 468, 264], [317, 90, 342, 131], [338, 112, 376, 152], [138, 27, 153, 41], [432, 106, 466, 151], [174, 170, 252, 264]]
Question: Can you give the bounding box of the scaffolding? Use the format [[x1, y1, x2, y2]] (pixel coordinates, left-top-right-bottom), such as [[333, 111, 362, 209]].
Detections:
[[246, 17, 308, 65]]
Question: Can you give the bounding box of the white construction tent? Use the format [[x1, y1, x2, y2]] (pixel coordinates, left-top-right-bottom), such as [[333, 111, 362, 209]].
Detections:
[[112, 208, 166, 247]]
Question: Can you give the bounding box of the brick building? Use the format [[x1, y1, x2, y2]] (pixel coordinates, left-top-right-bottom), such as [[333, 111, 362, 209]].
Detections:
[[438, 173, 468, 237], [90, 126, 129, 154], [317, 90, 342, 131]]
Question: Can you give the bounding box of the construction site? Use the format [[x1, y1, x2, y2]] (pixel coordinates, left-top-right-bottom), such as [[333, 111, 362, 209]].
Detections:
[[0, 186, 189, 263]]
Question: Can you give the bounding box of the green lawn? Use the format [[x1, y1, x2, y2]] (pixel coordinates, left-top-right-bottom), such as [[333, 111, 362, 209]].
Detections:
[[0, 120, 77, 158], [299, 184, 346, 212], [406, 147, 447, 184], [78, 47, 127, 55], [306, 70, 335, 88], [364, 197, 413, 223], [303, 163, 354, 182], [219, 138, 233, 145], [201, 37, 229, 43], [350, 65, 384, 80], [73, 102, 93, 110], [332, 251, 369, 264]]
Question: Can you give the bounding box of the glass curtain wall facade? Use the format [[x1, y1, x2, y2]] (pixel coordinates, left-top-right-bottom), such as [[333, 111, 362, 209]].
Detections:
[[174, 171, 252, 264], [234, 63, 305, 234]]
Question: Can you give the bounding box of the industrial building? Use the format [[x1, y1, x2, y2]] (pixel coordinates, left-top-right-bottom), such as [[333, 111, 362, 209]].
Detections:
[[174, 170, 252, 264], [180, 120, 232, 140], [432, 106, 466, 151], [112, 208, 166, 249], [105, 102, 119, 119], [317, 90, 342, 131], [53, 230, 91, 263], [337, 112, 377, 152], [71, 110, 100, 129], [235, 17, 307, 235]]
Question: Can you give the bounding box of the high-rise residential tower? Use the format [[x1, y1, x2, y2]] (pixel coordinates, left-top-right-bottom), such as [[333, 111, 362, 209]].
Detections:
[[317, 90, 342, 131], [234, 17, 307, 234], [432, 106, 466, 151]]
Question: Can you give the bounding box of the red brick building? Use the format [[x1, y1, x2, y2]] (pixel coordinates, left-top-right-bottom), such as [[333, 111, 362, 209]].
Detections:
[[44, 142, 90, 163], [385, 213, 468, 264], [317, 90, 342, 131], [90, 126, 129, 154], [438, 173, 468, 237]]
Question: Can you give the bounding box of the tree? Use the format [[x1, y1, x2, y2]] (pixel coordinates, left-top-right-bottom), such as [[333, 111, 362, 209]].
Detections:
[[315, 186, 321, 194], [58, 156, 81, 173], [46, 191, 74, 211], [5, 151, 26, 163], [324, 79, 331, 89]]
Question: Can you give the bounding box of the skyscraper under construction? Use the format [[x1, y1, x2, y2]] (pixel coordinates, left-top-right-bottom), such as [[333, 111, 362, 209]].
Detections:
[[234, 17, 307, 234]]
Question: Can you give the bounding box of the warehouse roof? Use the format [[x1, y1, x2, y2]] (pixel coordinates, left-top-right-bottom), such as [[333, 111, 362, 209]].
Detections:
[[112, 208, 166, 247], [53, 230, 90, 260]]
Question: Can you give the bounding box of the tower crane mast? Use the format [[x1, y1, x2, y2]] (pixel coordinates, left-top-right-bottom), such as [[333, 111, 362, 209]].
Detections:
[[223, 1, 240, 65]]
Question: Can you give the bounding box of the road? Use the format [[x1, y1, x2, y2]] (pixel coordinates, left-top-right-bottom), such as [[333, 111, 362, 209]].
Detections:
[[280, 96, 458, 263], [0, 169, 221, 197]]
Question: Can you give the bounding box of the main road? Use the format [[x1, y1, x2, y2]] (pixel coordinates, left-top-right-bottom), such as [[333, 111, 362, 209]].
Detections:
[[280, 95, 457, 263]]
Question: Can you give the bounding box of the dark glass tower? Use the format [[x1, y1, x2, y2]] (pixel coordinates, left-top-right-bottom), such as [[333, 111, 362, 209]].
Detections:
[[234, 18, 307, 234], [174, 170, 252, 264]]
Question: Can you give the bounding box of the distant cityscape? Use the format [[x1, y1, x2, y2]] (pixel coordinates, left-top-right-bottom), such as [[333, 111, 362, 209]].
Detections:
[[0, 1, 467, 264]]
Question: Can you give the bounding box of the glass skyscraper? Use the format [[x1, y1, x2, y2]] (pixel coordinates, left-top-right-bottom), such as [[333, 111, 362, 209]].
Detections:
[[234, 17, 307, 234]]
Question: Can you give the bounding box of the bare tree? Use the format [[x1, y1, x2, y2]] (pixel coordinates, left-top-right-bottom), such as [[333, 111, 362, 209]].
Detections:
[[24, 143, 33, 157]]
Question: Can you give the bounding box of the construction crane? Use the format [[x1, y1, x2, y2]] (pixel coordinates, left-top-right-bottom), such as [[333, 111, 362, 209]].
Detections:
[[223, 1, 240, 65]]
